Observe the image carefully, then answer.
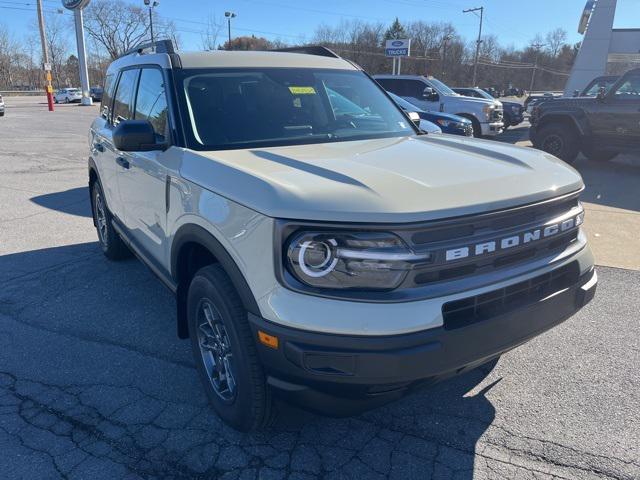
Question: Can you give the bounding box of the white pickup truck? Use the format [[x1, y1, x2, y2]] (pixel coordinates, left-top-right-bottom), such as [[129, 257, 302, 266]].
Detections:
[[374, 74, 504, 137]]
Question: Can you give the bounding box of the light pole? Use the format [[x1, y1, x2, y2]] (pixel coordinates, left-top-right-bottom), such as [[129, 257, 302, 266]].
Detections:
[[144, 0, 159, 44], [441, 33, 453, 78], [463, 6, 484, 86], [225, 11, 236, 47], [529, 42, 546, 92]]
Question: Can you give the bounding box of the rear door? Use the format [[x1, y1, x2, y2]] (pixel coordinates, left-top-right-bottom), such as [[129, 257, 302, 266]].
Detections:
[[117, 67, 172, 264]]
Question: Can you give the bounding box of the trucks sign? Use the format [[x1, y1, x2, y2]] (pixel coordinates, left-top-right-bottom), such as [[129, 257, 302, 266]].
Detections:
[[385, 39, 411, 57]]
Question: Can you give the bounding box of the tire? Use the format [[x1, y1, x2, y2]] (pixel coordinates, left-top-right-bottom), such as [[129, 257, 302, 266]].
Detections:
[[533, 123, 580, 163], [188, 264, 273, 431], [90, 181, 131, 260], [582, 148, 617, 163]]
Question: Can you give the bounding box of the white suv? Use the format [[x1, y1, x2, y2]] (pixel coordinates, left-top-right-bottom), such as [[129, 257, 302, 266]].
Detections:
[[89, 41, 596, 431]]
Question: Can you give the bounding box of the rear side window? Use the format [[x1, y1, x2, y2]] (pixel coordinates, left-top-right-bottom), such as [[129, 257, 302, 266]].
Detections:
[[112, 69, 139, 124], [134, 68, 169, 141], [100, 74, 116, 120]]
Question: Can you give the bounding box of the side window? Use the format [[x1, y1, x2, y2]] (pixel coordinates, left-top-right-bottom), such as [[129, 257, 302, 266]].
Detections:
[[405, 80, 426, 98], [134, 68, 169, 141], [613, 75, 640, 100], [376, 78, 403, 96], [100, 73, 115, 121], [112, 68, 139, 124]]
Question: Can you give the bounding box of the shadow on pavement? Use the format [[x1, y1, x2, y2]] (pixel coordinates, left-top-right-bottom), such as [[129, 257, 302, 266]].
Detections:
[[0, 241, 500, 478], [30, 186, 92, 218]]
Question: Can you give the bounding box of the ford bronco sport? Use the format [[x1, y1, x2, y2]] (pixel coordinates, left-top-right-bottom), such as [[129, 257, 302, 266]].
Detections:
[[89, 41, 597, 431]]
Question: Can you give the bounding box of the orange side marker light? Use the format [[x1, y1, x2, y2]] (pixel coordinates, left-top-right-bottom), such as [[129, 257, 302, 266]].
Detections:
[[258, 330, 279, 349]]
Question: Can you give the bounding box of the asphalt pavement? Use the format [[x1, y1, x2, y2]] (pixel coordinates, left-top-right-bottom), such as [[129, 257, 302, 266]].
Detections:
[[0, 97, 639, 480]]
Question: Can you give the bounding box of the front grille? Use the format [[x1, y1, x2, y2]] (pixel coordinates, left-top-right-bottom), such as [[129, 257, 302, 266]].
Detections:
[[394, 193, 582, 288], [442, 261, 580, 330], [491, 109, 503, 121]]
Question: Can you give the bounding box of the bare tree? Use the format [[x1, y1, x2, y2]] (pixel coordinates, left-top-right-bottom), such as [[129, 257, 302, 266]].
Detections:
[[44, 14, 71, 88], [200, 14, 222, 50], [546, 28, 567, 58], [84, 0, 176, 59]]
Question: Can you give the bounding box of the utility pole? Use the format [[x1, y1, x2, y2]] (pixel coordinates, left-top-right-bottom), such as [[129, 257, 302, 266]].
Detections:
[[463, 6, 484, 86], [529, 42, 546, 92], [441, 33, 453, 78], [36, 0, 54, 111], [225, 11, 236, 47]]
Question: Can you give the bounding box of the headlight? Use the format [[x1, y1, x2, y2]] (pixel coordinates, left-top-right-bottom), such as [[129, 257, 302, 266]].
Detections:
[[482, 104, 494, 119], [436, 119, 452, 127], [285, 231, 430, 290]]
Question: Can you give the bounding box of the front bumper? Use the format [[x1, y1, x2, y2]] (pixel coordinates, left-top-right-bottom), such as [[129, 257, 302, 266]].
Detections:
[[480, 121, 504, 136], [249, 265, 597, 416]]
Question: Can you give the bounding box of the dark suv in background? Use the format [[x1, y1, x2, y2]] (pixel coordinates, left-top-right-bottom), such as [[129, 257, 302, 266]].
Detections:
[[530, 68, 640, 163]]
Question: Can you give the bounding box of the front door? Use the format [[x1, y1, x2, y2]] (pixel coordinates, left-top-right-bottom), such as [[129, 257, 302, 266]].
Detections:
[[117, 67, 172, 265]]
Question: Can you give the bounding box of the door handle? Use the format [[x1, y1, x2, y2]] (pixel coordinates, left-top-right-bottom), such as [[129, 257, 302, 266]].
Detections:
[[93, 142, 105, 152], [116, 156, 130, 169]]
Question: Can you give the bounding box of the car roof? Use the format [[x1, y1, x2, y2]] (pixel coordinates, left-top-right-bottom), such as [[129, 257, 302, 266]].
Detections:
[[108, 49, 357, 73]]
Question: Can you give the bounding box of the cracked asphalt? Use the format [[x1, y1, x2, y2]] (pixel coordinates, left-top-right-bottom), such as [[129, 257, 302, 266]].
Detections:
[[0, 97, 639, 480]]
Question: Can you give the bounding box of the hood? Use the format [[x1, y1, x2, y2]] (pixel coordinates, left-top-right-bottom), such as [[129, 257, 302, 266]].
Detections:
[[447, 95, 496, 107], [422, 111, 471, 124], [537, 96, 594, 113], [181, 135, 583, 223]]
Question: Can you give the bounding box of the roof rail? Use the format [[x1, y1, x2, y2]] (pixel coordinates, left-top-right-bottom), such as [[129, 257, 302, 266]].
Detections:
[[272, 45, 341, 59], [119, 39, 176, 59]]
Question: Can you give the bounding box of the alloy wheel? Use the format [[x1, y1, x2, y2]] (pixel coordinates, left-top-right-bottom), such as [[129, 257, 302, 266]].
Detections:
[[542, 133, 564, 156], [197, 299, 237, 402], [94, 191, 108, 247]]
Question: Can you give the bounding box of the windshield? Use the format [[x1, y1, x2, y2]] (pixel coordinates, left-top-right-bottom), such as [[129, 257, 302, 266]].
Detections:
[[178, 68, 415, 150], [426, 77, 457, 96]]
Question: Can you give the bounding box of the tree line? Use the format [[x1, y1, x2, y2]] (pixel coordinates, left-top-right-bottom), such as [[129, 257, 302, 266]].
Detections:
[[0, 6, 583, 92]]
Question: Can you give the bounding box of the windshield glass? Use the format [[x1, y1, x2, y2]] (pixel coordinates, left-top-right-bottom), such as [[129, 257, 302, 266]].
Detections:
[[426, 77, 457, 96], [178, 68, 415, 150]]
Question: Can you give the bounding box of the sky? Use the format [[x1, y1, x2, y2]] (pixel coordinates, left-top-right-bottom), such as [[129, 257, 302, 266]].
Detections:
[[1, 0, 639, 51]]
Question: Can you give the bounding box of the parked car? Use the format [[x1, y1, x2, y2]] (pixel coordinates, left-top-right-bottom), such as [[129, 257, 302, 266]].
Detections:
[[54, 88, 82, 104], [90, 86, 103, 102], [530, 68, 640, 163], [388, 92, 473, 136], [90, 41, 596, 431], [0, 94, 4, 116], [453, 87, 524, 129], [374, 74, 503, 137]]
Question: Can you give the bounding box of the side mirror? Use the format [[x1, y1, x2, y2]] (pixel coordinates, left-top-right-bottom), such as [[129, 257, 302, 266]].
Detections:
[[407, 111, 421, 128], [113, 120, 164, 152], [573, 90, 580, 97], [597, 86, 607, 100], [422, 87, 438, 101]]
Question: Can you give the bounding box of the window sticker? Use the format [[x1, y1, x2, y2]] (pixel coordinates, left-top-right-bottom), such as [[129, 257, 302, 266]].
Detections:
[[289, 86, 316, 95]]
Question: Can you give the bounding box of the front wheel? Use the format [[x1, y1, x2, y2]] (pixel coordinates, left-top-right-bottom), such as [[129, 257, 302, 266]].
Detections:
[[533, 123, 580, 163], [188, 264, 273, 431], [91, 181, 130, 260]]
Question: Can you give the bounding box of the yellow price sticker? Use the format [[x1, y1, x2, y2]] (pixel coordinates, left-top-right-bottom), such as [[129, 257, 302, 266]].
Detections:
[[288, 86, 316, 95]]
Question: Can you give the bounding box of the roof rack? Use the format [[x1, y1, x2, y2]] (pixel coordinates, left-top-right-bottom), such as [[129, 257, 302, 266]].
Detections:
[[271, 45, 341, 59], [119, 39, 176, 59]]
